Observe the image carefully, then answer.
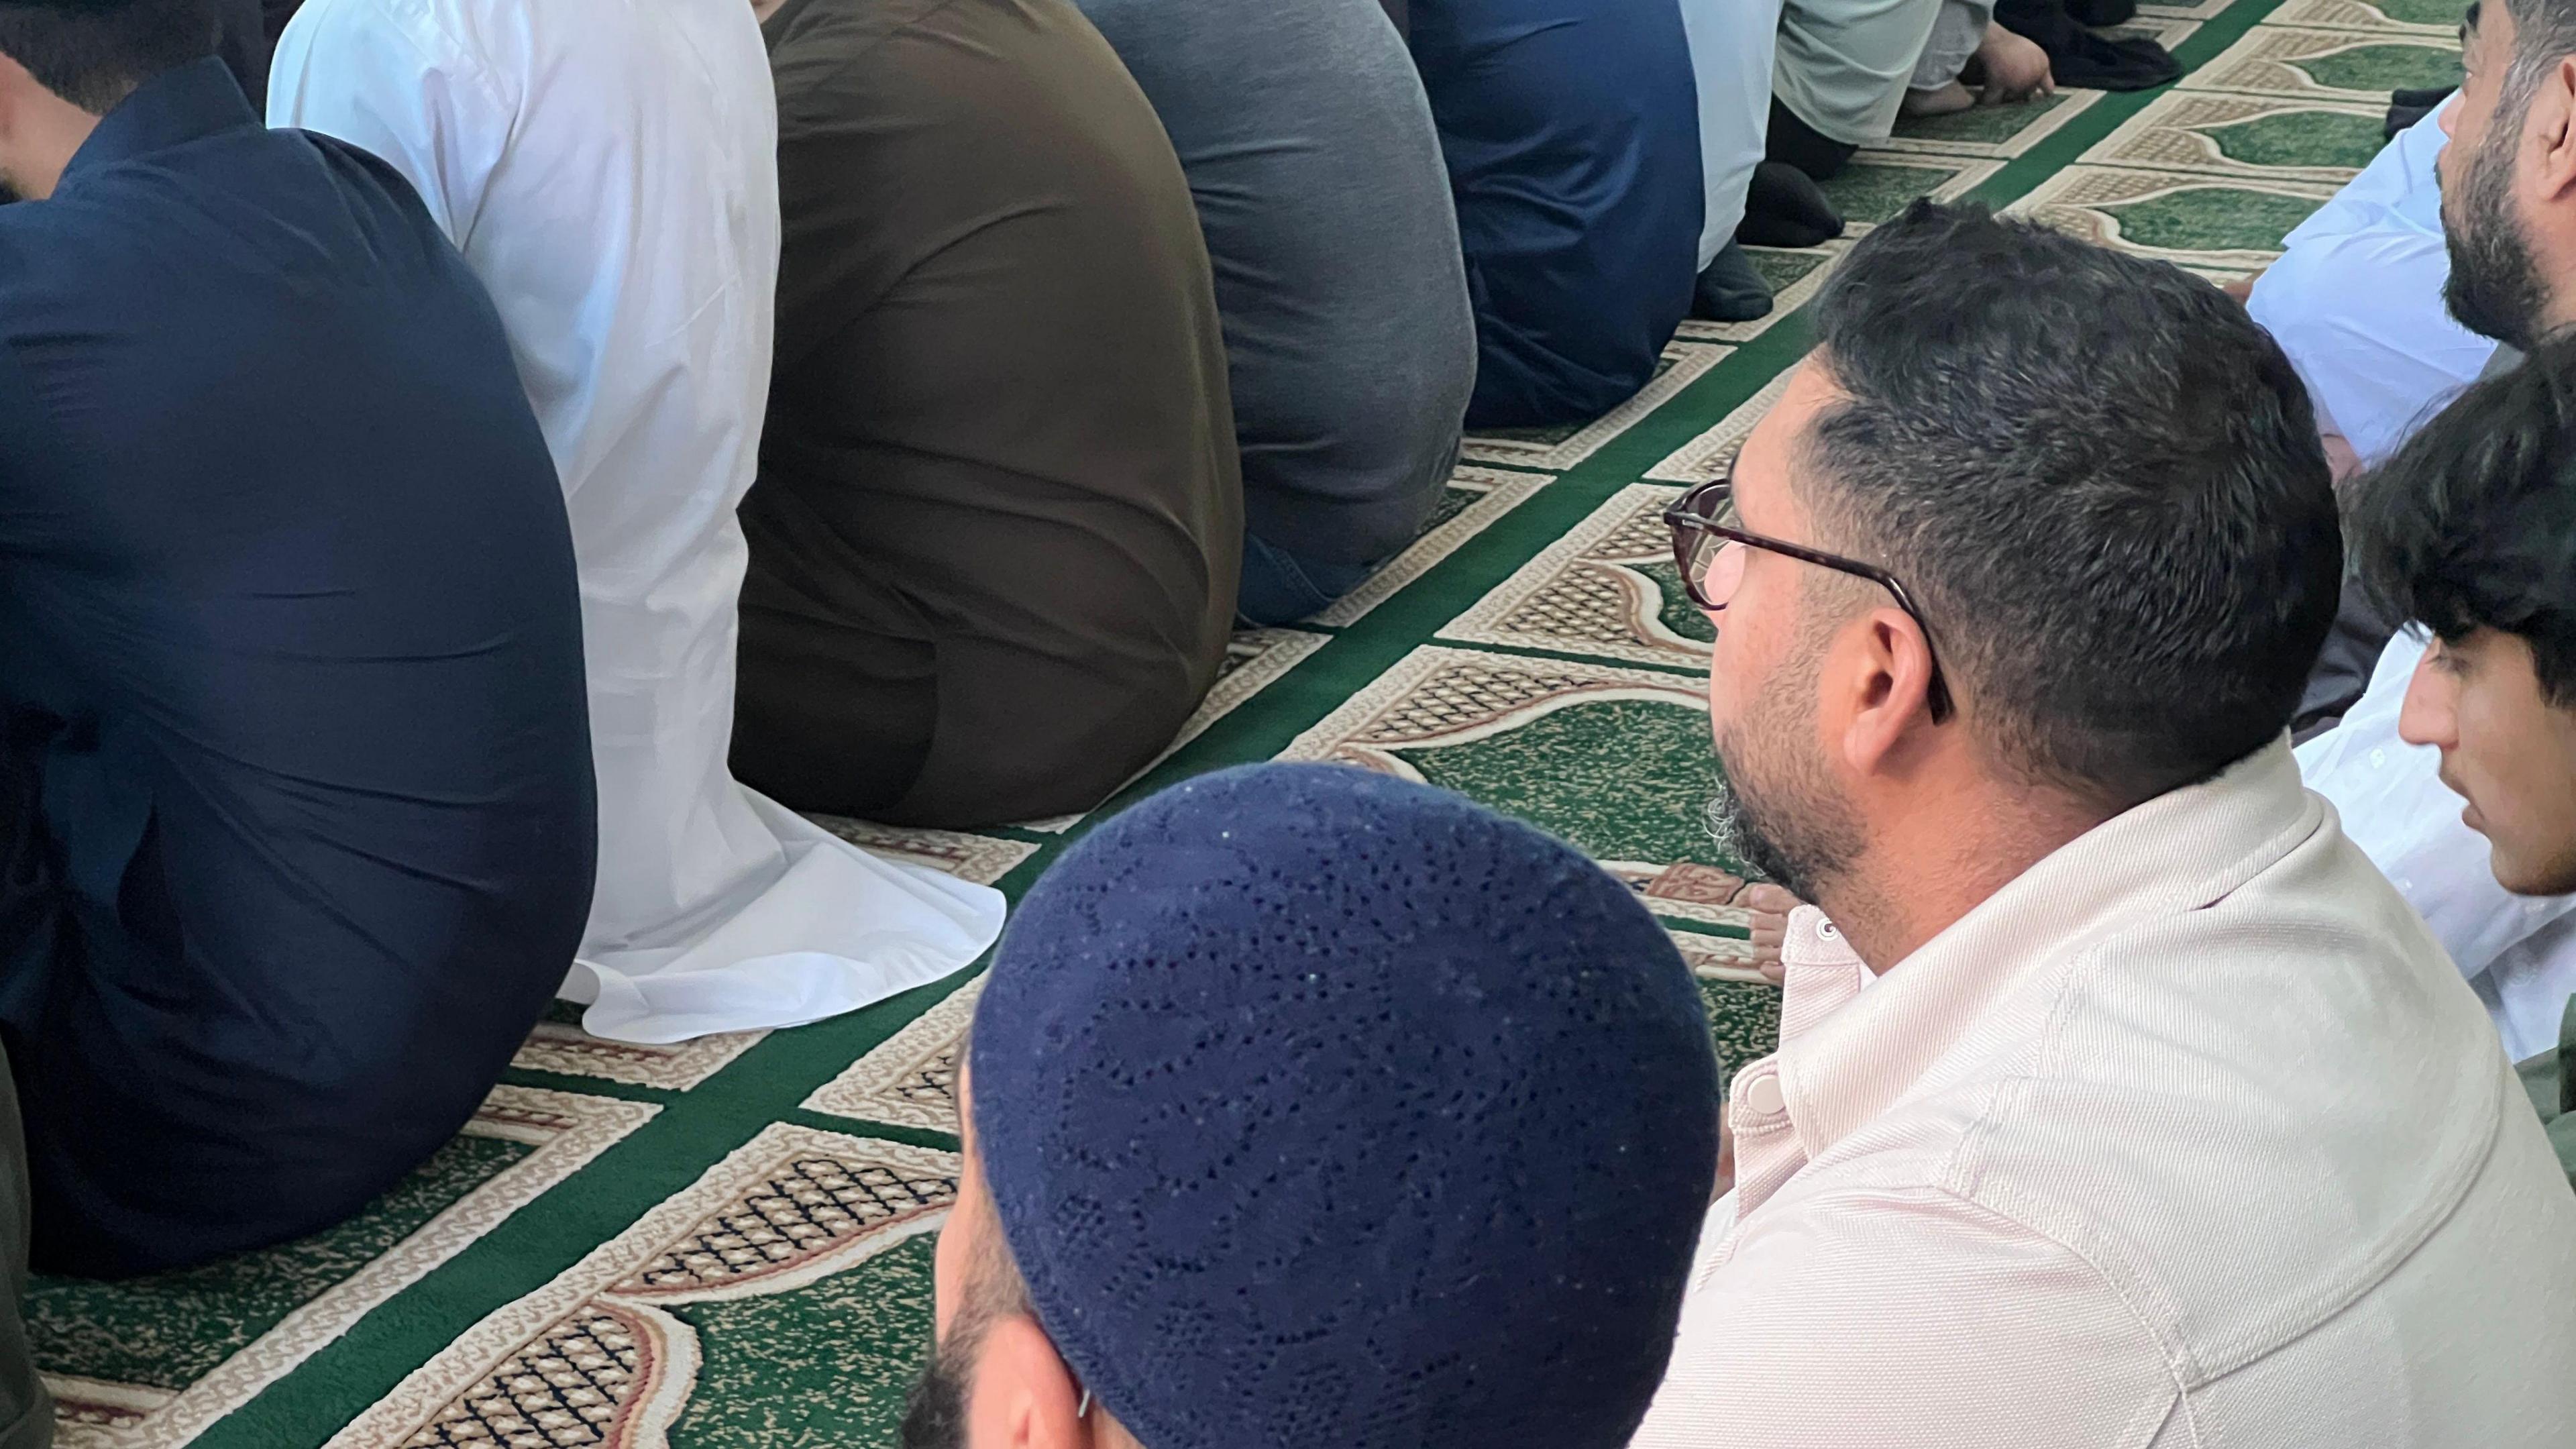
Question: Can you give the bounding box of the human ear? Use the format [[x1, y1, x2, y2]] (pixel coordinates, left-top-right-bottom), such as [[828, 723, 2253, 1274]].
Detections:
[[965, 1314, 1092, 1449], [1832, 606, 1941, 775], [2528, 58, 2576, 203]]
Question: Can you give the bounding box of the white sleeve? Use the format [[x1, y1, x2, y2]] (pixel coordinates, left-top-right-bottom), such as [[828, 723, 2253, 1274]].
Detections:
[[2248, 98, 2496, 464], [266, 0, 508, 249]]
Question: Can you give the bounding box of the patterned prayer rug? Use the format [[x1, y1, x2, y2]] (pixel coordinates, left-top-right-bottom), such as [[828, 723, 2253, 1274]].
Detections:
[[38, 0, 2408, 1439]]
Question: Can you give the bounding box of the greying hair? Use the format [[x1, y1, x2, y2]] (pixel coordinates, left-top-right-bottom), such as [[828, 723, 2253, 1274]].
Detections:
[[2499, 0, 2576, 105], [1802, 201, 2341, 812]]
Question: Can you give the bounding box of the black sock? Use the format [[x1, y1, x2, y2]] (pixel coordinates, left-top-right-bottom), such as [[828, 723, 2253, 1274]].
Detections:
[[1762, 99, 1859, 182], [1737, 162, 1843, 250], [1694, 242, 1774, 323]]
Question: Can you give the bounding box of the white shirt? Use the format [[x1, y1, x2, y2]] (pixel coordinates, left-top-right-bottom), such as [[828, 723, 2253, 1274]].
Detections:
[[2300, 630, 2576, 1061], [1678, 0, 1784, 268], [270, 0, 1003, 1043], [1636, 743, 2576, 1447], [2248, 101, 2498, 465]]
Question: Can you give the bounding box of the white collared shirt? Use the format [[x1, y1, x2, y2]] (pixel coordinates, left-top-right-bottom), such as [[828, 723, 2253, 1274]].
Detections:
[[2299, 630, 2576, 1062], [268, 0, 1003, 1042], [1637, 742, 2576, 1447]]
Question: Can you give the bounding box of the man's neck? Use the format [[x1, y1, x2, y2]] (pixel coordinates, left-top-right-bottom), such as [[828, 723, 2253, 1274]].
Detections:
[[0, 94, 105, 201], [1814, 786, 2111, 973]]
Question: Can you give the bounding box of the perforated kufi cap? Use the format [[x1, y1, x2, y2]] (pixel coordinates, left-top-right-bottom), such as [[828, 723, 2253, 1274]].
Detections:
[[970, 763, 1720, 1449]]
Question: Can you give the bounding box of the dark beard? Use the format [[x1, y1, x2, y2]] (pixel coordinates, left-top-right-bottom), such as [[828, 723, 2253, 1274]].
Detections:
[[898, 1342, 971, 1449], [2445, 121, 2551, 350], [1706, 732, 1860, 905]]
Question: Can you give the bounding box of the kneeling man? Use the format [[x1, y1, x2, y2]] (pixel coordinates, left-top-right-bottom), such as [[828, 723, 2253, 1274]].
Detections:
[[1409, 0, 1704, 427], [1639, 201, 2576, 1444], [0, 0, 595, 1274], [735, 0, 1240, 825]]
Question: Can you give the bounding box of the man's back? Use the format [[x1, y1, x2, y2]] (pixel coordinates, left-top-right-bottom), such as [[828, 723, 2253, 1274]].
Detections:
[[1407, 0, 1700, 429], [270, 0, 1005, 1041], [733, 0, 1239, 826], [1071, 0, 1474, 569], [0, 57, 593, 1273], [1639, 746, 2576, 1446]]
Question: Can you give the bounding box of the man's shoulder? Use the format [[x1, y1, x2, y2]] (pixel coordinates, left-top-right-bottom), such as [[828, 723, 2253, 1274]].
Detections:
[[769, 0, 1044, 110], [1926, 848, 2532, 1372], [1646, 1183, 2182, 1449]]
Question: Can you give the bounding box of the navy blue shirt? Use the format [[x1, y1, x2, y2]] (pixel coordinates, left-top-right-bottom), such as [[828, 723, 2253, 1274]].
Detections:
[[1409, 0, 1703, 428], [0, 58, 596, 1275]]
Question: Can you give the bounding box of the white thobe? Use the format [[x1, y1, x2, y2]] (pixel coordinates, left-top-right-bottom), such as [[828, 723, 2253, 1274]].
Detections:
[[270, 0, 1004, 1044], [2300, 633, 2576, 1062], [1678, 0, 1784, 269], [1774, 0, 1945, 148]]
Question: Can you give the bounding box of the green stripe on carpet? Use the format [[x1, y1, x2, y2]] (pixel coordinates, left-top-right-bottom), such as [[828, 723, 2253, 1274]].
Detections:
[[42, 0, 2387, 1439]]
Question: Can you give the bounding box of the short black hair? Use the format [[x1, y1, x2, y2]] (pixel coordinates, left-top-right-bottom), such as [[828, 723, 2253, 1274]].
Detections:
[[2353, 332, 2576, 704], [0, 0, 216, 115], [1803, 200, 2341, 809]]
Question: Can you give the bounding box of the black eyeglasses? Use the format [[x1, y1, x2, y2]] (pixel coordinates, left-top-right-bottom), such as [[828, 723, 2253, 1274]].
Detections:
[[1662, 477, 1955, 724]]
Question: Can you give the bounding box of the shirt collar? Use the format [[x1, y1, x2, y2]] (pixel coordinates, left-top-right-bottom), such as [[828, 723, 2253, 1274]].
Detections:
[[1774, 738, 2322, 1157], [60, 57, 258, 189]]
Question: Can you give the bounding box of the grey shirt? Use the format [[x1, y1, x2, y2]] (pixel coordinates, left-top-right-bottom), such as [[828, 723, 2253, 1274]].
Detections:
[[1073, 0, 1477, 565]]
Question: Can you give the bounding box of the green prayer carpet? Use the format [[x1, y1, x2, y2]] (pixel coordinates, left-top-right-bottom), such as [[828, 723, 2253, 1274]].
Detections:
[[32, 1, 2410, 1440]]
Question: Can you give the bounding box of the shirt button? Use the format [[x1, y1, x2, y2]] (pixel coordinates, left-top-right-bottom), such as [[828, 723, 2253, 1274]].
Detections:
[[2370, 748, 2386, 768], [1817, 920, 1840, 939], [1741, 1074, 1786, 1117]]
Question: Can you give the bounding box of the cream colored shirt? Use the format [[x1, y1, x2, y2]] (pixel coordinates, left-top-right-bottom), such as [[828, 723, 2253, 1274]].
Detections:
[[1635, 742, 2576, 1448]]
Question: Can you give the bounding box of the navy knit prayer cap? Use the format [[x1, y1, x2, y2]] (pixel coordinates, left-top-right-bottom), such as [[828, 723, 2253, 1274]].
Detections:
[[971, 762, 1719, 1449]]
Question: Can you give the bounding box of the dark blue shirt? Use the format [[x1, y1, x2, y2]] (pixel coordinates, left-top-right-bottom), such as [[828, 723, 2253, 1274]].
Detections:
[[0, 58, 596, 1274], [1409, 0, 1703, 428]]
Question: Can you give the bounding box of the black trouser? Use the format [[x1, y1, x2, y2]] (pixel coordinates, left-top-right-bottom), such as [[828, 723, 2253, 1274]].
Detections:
[[0, 1040, 51, 1449], [0, 730, 51, 1448]]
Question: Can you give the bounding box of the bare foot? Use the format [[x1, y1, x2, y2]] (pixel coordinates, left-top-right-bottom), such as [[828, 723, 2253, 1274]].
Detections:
[[1902, 81, 1975, 117], [1731, 882, 1805, 985], [1975, 22, 2055, 105]]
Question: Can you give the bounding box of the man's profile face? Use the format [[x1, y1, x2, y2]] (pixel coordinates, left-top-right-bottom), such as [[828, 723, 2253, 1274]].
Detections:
[[1700, 360, 1862, 904], [2399, 627, 2576, 895], [2443, 1, 2555, 346]]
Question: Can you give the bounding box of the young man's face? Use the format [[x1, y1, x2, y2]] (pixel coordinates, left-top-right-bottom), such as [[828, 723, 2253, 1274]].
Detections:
[[2400, 627, 2576, 895]]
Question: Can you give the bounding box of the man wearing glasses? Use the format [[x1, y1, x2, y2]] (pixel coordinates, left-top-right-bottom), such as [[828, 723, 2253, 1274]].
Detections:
[[1633, 201, 2576, 1446]]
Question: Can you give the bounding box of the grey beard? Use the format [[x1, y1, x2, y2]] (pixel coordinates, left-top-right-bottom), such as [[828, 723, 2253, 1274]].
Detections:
[[1705, 788, 1756, 867], [1706, 784, 1824, 904]]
